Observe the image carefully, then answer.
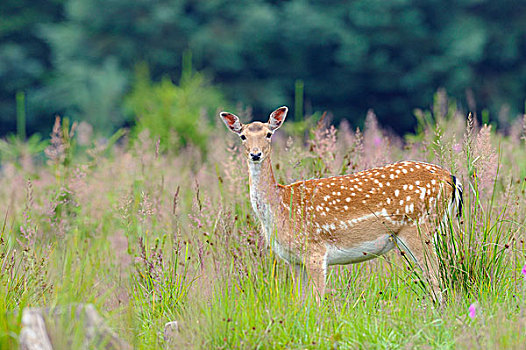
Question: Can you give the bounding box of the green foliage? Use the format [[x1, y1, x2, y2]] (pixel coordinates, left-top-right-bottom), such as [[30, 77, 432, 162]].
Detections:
[[4, 0, 526, 136], [0, 95, 525, 348], [34, 56, 128, 135], [125, 64, 226, 154], [0, 0, 65, 134], [0, 211, 51, 349], [282, 112, 320, 140], [0, 134, 48, 167], [131, 237, 191, 348]]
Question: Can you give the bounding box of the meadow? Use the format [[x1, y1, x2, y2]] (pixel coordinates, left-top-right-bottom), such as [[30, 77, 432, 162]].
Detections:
[[1, 94, 526, 349]]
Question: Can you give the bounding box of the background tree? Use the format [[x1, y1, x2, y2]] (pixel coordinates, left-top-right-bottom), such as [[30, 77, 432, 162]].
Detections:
[[1, 0, 526, 137], [0, 0, 64, 134]]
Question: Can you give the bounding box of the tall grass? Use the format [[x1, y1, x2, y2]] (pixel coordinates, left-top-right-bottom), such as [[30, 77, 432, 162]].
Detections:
[[0, 92, 525, 348]]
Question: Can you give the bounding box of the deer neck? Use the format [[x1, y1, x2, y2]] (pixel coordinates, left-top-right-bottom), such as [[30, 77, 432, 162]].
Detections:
[[247, 156, 283, 239]]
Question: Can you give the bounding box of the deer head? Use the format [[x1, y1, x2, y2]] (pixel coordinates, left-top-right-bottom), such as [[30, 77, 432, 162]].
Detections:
[[219, 107, 288, 163]]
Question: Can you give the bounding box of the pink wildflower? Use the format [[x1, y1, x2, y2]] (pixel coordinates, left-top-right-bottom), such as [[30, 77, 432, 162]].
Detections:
[[521, 263, 526, 279], [468, 303, 477, 320], [472, 124, 498, 196]]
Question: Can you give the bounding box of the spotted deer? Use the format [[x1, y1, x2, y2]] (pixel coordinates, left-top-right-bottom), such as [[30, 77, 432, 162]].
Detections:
[[220, 106, 463, 302]]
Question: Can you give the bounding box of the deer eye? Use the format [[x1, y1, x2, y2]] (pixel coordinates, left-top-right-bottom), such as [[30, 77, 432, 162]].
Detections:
[[240, 135, 246, 141], [266, 132, 272, 138]]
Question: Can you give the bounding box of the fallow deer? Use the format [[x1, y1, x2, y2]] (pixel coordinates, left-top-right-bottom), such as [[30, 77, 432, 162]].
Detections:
[[220, 106, 463, 302]]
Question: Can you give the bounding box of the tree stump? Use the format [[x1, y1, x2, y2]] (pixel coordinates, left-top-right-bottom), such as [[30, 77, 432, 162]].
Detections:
[[19, 309, 53, 350], [163, 320, 180, 346], [19, 304, 131, 350]]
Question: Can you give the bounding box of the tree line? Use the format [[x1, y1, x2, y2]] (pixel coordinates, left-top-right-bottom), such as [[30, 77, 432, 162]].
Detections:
[[1, 0, 526, 137]]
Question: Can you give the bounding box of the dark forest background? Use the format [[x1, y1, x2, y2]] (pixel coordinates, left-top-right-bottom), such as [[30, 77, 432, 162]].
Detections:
[[2, 0, 526, 138]]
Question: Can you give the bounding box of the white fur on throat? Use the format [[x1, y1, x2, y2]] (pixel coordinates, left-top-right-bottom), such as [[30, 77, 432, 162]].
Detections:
[[248, 161, 297, 263]]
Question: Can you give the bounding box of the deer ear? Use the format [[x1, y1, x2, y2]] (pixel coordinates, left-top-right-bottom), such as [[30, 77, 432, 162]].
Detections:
[[268, 106, 288, 131], [220, 112, 243, 134]]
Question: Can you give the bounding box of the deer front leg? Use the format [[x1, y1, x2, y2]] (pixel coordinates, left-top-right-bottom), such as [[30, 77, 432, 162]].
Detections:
[[304, 249, 327, 303], [292, 263, 308, 299]]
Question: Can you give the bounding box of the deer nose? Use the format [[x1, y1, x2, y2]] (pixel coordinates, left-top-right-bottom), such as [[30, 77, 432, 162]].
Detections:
[[250, 151, 262, 161]]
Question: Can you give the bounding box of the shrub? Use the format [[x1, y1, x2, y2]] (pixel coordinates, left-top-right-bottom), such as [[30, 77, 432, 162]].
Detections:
[[125, 63, 227, 154]]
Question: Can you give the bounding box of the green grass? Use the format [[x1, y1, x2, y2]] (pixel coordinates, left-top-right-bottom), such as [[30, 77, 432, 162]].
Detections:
[[1, 98, 525, 348]]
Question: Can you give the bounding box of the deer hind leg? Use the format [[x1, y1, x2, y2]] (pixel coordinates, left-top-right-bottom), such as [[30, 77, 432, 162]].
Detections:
[[395, 225, 442, 304]]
